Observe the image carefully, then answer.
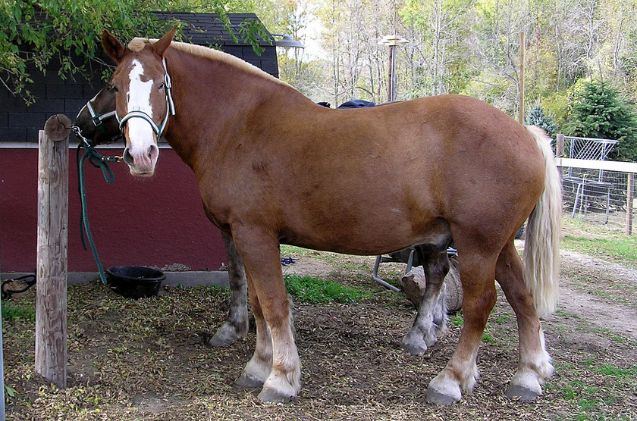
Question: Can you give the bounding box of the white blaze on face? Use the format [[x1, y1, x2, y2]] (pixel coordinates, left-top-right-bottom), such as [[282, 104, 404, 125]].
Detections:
[[126, 59, 156, 165]]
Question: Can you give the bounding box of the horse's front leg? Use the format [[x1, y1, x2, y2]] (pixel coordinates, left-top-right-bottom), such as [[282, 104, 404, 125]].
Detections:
[[233, 227, 301, 402], [208, 232, 249, 347]]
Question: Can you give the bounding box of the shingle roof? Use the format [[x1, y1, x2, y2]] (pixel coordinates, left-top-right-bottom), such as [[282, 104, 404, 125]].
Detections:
[[153, 12, 274, 47]]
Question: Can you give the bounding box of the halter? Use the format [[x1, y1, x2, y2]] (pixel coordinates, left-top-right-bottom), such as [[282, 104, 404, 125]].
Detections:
[[117, 57, 176, 138], [86, 98, 117, 126]]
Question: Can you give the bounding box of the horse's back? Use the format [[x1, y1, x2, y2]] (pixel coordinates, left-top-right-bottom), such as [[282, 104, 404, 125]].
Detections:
[[256, 95, 546, 254]]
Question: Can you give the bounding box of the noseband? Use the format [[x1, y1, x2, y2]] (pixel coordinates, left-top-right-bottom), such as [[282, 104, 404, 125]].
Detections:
[[117, 57, 176, 138]]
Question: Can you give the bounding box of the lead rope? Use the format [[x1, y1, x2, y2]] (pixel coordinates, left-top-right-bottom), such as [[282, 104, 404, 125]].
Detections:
[[74, 127, 122, 284]]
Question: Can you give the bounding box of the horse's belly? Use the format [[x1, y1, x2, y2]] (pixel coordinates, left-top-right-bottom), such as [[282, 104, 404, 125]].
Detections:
[[281, 205, 449, 256]]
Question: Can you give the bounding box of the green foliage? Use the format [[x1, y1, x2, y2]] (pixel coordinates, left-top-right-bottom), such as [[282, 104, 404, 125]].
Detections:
[[526, 103, 558, 137], [5, 385, 16, 399], [0, 0, 267, 103], [0, 0, 164, 102], [542, 89, 571, 128], [564, 80, 637, 161], [284, 274, 370, 304]]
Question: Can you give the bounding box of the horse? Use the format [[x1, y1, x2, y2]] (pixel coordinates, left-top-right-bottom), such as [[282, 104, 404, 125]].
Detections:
[[75, 89, 249, 347], [75, 85, 454, 353], [101, 28, 562, 405]]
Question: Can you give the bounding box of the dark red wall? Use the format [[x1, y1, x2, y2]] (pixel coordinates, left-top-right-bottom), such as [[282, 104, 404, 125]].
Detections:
[[0, 147, 227, 272]]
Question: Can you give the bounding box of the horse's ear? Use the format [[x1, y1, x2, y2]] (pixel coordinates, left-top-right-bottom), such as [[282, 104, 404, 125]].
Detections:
[[151, 26, 177, 57], [101, 30, 126, 63]]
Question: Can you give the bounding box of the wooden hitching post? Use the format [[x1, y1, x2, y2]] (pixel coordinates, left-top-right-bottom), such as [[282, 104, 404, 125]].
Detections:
[[627, 173, 634, 236], [35, 114, 70, 388]]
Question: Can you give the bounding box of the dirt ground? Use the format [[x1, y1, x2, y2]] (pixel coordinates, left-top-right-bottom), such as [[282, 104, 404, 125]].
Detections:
[[3, 245, 636, 420]]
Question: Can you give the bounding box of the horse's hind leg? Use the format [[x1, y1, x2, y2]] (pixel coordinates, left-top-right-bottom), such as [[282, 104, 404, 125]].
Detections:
[[426, 245, 497, 405], [496, 241, 553, 401], [402, 246, 450, 355], [208, 233, 249, 347]]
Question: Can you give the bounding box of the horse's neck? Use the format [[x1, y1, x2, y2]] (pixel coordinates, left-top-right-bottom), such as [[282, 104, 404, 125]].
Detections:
[[163, 48, 306, 169]]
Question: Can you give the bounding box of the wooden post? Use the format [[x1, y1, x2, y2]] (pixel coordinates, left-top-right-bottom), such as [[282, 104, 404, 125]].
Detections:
[[35, 114, 70, 388], [387, 44, 396, 102], [627, 173, 634, 236], [556, 134, 565, 158], [518, 31, 525, 125]]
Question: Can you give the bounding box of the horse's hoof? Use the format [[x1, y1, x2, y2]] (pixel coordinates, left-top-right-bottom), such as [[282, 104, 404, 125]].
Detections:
[[258, 386, 296, 403], [206, 322, 247, 347], [402, 334, 428, 355], [208, 331, 238, 347], [506, 384, 541, 402], [235, 374, 264, 390], [426, 388, 459, 406]]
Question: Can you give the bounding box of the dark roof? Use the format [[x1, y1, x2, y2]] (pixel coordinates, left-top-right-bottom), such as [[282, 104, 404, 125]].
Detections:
[[153, 12, 274, 47]]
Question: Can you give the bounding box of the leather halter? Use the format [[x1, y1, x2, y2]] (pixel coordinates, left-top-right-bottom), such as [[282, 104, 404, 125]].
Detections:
[[117, 57, 176, 138]]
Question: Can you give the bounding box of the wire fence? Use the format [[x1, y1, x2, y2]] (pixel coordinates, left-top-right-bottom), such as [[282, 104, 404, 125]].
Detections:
[[560, 166, 636, 230], [556, 134, 636, 233]]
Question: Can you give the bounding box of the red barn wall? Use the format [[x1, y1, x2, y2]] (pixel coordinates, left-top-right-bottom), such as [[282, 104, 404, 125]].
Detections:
[[0, 146, 228, 273]]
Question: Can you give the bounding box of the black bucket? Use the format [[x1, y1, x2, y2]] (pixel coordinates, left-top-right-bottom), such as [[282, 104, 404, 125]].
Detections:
[[106, 266, 165, 299]]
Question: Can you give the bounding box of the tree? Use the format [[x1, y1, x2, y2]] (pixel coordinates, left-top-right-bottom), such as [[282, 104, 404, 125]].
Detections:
[[526, 103, 558, 137], [0, 0, 263, 104], [564, 79, 637, 161]]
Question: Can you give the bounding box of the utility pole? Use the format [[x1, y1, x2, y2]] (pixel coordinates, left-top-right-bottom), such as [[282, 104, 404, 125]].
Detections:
[[518, 31, 526, 124]]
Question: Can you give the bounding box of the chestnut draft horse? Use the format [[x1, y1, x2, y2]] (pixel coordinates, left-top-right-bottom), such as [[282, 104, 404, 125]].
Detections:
[[101, 28, 561, 405], [75, 86, 453, 352]]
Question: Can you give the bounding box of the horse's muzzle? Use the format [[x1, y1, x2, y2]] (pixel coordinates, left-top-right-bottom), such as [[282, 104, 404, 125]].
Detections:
[[123, 143, 159, 176]]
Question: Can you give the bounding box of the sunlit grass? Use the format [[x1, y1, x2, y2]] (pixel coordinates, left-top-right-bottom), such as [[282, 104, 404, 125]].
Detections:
[[284, 274, 371, 304], [561, 217, 637, 266]]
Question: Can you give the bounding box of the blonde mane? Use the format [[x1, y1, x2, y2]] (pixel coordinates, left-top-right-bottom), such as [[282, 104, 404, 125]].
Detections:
[[128, 38, 288, 87]]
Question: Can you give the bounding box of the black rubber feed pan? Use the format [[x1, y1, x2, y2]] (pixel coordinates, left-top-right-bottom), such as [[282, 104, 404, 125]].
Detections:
[[106, 266, 165, 299]]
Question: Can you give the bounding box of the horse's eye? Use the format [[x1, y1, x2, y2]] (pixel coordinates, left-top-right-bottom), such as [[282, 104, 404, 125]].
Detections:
[[158, 82, 165, 90]]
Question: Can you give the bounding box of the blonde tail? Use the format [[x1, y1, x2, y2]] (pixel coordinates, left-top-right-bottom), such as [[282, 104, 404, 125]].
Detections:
[[523, 126, 562, 318]]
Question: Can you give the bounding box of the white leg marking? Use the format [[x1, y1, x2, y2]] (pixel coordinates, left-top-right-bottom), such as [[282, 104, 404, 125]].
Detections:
[[428, 370, 462, 402], [241, 320, 272, 383], [259, 320, 301, 401], [510, 327, 554, 397]]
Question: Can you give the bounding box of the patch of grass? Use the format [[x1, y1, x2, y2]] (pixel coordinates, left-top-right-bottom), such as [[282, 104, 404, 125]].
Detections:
[[594, 364, 637, 378], [284, 275, 371, 304], [591, 327, 633, 345], [482, 333, 495, 343], [561, 233, 637, 266], [451, 313, 464, 327], [2, 301, 35, 322], [493, 313, 512, 324]]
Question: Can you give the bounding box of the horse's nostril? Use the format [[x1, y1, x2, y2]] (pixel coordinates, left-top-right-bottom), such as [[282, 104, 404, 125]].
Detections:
[[123, 147, 134, 164], [148, 144, 159, 161]]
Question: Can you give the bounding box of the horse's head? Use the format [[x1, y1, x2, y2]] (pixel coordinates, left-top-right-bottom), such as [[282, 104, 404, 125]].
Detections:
[[101, 28, 176, 177], [75, 86, 120, 146]]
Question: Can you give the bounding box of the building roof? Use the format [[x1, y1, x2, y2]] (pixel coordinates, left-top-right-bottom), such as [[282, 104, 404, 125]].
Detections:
[[153, 12, 275, 47]]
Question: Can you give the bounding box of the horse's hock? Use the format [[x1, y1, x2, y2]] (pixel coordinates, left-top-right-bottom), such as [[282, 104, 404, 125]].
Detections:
[[400, 256, 463, 312]]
